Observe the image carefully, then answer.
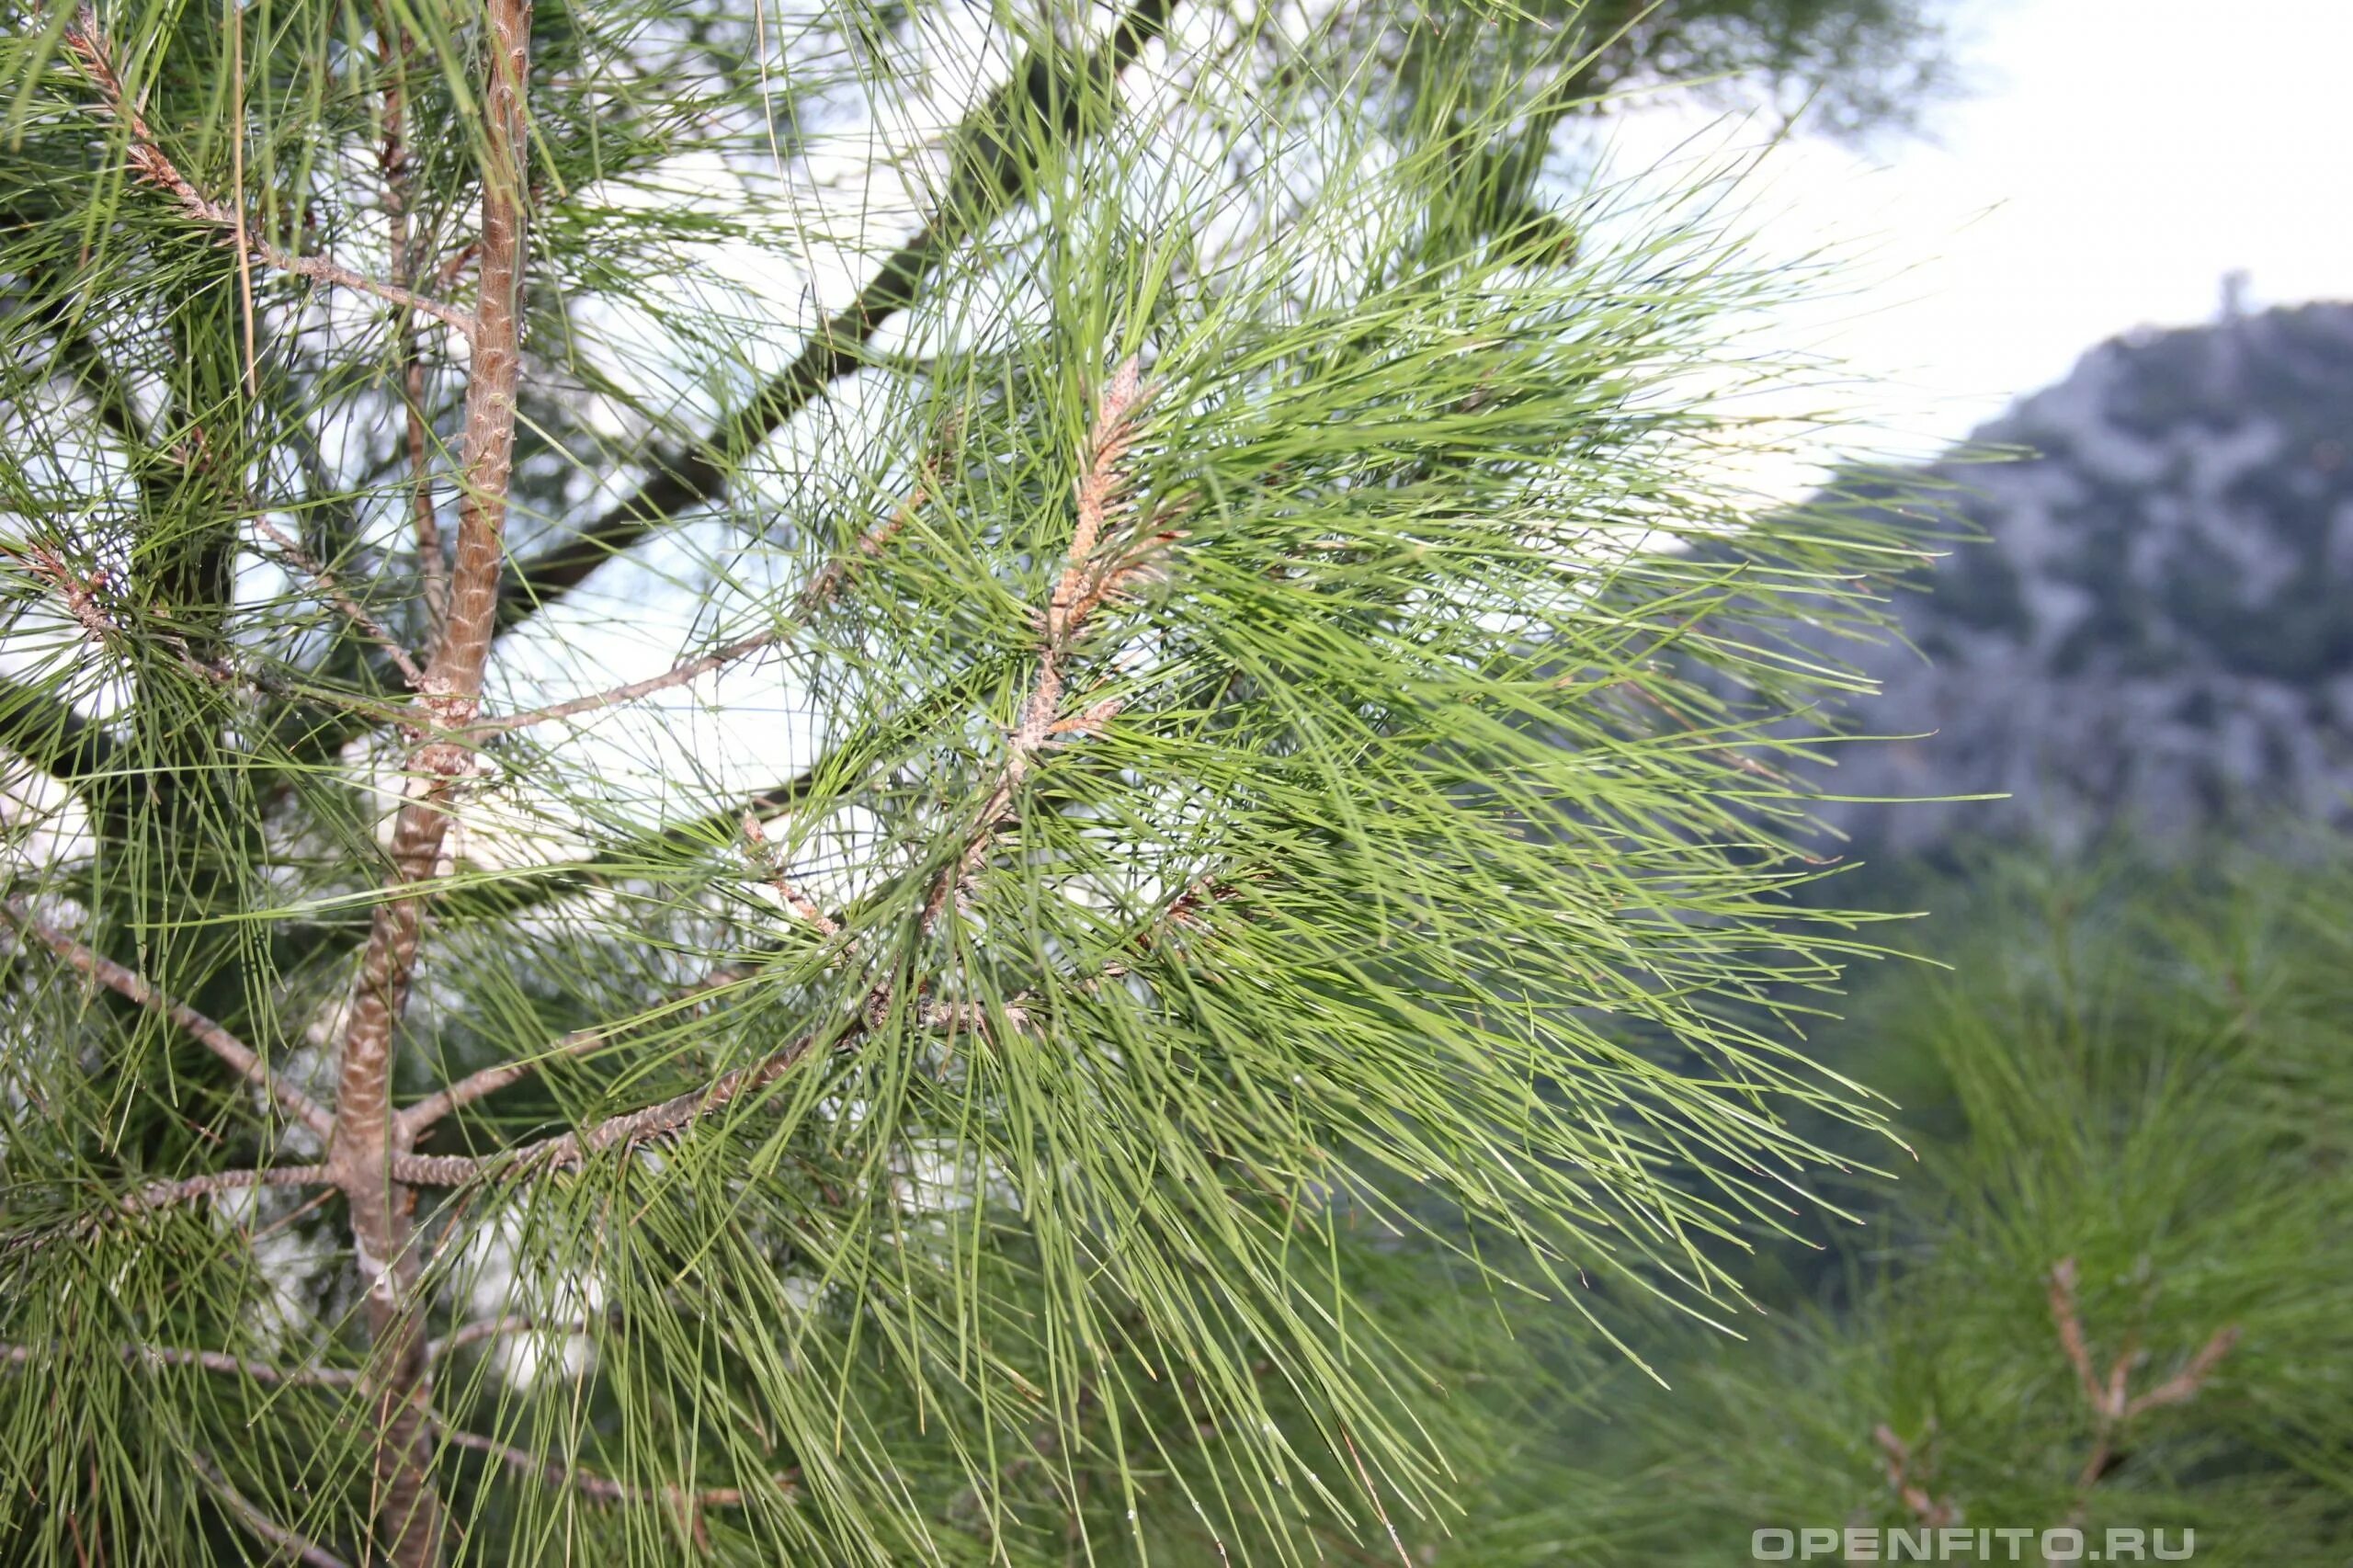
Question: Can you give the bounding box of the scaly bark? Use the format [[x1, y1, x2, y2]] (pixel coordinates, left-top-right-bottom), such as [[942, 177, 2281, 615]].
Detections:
[[326, 0, 531, 1560]]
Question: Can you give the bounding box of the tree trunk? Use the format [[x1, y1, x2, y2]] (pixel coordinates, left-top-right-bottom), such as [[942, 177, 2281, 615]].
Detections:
[[325, 0, 530, 1558]]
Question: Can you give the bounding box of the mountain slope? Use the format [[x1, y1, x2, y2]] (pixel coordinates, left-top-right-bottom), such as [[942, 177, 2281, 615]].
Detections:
[[1818, 301, 2353, 850]]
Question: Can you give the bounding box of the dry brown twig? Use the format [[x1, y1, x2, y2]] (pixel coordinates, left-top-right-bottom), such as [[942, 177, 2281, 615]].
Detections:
[[2046, 1256, 2241, 1517], [252, 517, 428, 689], [1870, 1423, 1960, 1529], [1, 900, 335, 1138], [63, 13, 474, 340], [190, 1451, 352, 1568]]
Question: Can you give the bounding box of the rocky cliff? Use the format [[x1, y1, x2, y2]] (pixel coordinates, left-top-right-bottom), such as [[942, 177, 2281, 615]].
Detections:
[[1811, 301, 2353, 852]]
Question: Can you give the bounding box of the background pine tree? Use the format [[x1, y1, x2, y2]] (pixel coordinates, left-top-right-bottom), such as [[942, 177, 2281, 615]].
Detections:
[[0, 1, 1949, 1562], [1528, 846, 2353, 1566]]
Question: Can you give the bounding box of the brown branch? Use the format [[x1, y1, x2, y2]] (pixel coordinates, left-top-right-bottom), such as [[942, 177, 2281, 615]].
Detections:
[[2123, 1325, 2242, 1419], [323, 0, 533, 1558], [191, 1451, 353, 1568], [491, 0, 1181, 630], [2046, 1256, 2241, 1529], [466, 629, 786, 735], [922, 357, 1160, 931], [253, 516, 426, 689], [1870, 1423, 1959, 1529], [391, 1024, 837, 1187], [378, 23, 449, 642], [1, 901, 335, 1138], [2046, 1257, 2109, 1415], [397, 966, 752, 1137], [122, 1164, 337, 1215], [63, 16, 475, 341], [3, 1340, 361, 1389]]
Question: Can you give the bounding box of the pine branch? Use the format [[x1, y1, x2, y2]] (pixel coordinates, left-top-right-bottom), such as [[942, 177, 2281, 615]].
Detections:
[[191, 1451, 353, 1568], [397, 966, 753, 1136], [2046, 1257, 2108, 1414], [436, 1425, 794, 1525], [491, 0, 1180, 630], [63, 14, 475, 341], [794, 412, 963, 615], [252, 517, 427, 690], [321, 0, 534, 1556], [922, 356, 1159, 931], [465, 629, 784, 735], [2, 1341, 362, 1389], [2122, 1325, 2242, 1419], [1870, 1423, 1958, 1529], [391, 1024, 835, 1187], [121, 1164, 337, 1214], [740, 814, 842, 938], [2047, 1256, 2242, 1519], [1, 901, 335, 1138]]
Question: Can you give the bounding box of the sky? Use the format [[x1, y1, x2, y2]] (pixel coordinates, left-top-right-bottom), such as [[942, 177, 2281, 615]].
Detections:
[[1597, 0, 2353, 470]]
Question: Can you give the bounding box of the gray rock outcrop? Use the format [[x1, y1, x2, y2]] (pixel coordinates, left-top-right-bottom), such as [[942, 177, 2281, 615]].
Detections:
[[1812, 301, 2353, 851]]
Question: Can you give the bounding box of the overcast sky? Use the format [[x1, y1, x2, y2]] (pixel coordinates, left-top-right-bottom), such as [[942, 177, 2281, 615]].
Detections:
[[1598, 0, 2353, 472]]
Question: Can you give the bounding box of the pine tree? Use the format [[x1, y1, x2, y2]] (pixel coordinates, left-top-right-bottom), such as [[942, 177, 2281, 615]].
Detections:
[[1543, 848, 2353, 1566], [0, 2, 1939, 1562]]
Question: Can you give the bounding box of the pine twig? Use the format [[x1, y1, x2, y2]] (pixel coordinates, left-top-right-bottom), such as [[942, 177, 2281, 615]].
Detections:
[[922, 356, 1162, 932], [1870, 1423, 1958, 1529], [121, 1164, 338, 1215], [436, 1423, 793, 1531], [397, 966, 752, 1136], [796, 412, 962, 614], [2047, 1258, 2108, 1414], [189, 1451, 352, 1568], [252, 516, 427, 688], [466, 629, 785, 735], [0, 538, 118, 643], [63, 13, 474, 340], [2, 1341, 361, 1389], [391, 1025, 838, 1187], [1, 902, 336, 1138], [2123, 1325, 2242, 1419], [741, 814, 842, 938], [2046, 1256, 2241, 1526]]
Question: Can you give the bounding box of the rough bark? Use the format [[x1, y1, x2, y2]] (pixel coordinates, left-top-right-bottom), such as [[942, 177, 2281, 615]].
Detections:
[[324, 0, 531, 1559]]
